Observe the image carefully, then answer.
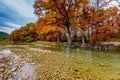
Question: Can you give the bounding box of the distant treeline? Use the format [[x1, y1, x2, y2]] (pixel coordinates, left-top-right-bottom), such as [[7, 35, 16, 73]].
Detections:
[[0, 31, 9, 40]]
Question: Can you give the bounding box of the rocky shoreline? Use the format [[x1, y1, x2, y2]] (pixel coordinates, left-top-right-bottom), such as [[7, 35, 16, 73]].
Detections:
[[0, 49, 35, 80]]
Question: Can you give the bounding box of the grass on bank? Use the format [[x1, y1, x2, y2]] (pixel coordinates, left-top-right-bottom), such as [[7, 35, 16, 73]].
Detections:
[[0, 40, 10, 45]]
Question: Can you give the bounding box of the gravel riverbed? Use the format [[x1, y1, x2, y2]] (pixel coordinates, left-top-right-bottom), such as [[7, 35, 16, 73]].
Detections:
[[0, 48, 35, 80]]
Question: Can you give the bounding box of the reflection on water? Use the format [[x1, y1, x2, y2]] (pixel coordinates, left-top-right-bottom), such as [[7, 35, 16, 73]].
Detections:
[[39, 45, 120, 79], [37, 44, 120, 68]]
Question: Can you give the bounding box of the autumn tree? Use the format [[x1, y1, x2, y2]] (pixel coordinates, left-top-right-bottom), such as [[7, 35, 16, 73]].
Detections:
[[73, 0, 93, 46], [36, 15, 65, 43], [34, 0, 86, 46], [89, 0, 119, 44], [90, 26, 116, 43], [34, 0, 120, 46], [9, 29, 23, 43]]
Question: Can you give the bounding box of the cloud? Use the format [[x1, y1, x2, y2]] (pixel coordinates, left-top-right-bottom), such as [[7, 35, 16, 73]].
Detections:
[[0, 26, 15, 34], [1, 0, 37, 21], [4, 22, 21, 29], [0, 0, 37, 34], [0, 21, 21, 34], [109, 1, 119, 7]]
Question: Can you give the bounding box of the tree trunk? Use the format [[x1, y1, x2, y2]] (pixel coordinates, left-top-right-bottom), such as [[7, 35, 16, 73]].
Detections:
[[96, 0, 99, 12], [67, 27, 72, 46], [81, 34, 85, 47], [56, 33, 60, 45], [66, 18, 73, 46]]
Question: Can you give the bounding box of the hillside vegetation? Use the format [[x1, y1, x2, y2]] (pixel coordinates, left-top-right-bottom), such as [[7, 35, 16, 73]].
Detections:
[[0, 31, 9, 40]]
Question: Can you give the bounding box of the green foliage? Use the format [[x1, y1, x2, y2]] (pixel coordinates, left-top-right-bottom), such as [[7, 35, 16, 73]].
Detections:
[[24, 36, 34, 42]]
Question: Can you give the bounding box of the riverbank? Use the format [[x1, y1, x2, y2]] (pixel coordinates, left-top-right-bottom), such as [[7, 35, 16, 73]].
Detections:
[[1, 40, 120, 52], [31, 41, 120, 52]]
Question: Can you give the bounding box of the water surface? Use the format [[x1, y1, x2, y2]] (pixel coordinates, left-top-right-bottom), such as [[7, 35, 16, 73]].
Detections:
[[3, 45, 120, 79]]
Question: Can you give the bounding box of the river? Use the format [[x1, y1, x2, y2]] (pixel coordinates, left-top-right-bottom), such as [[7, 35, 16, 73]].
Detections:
[[0, 44, 120, 79]]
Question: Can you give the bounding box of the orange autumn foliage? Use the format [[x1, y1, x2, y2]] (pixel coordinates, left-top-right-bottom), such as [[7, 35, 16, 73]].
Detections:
[[36, 16, 65, 41], [34, 0, 91, 44], [90, 26, 116, 44], [34, 0, 120, 44]]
